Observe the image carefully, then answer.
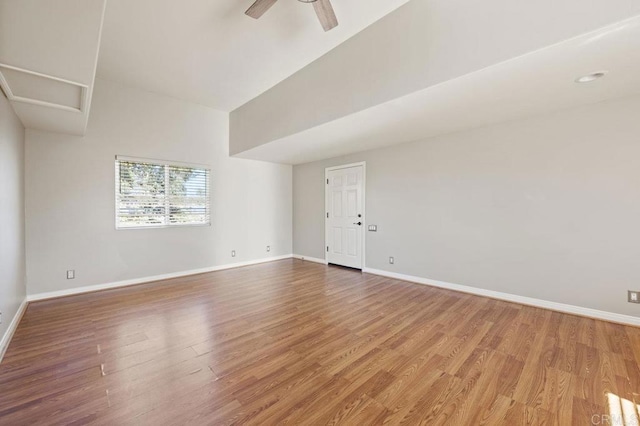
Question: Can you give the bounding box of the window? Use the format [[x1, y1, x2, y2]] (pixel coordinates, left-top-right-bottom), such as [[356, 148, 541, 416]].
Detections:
[[115, 156, 210, 229]]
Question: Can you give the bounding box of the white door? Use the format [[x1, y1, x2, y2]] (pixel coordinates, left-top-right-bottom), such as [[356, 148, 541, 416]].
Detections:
[[326, 165, 364, 269]]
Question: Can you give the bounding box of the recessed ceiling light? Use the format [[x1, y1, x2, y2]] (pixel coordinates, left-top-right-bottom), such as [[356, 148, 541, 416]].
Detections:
[[575, 72, 607, 83]]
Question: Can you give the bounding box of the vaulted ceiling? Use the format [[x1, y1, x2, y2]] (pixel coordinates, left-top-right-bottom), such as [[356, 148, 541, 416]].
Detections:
[[97, 0, 410, 111], [0, 0, 409, 134], [2, 0, 640, 164]]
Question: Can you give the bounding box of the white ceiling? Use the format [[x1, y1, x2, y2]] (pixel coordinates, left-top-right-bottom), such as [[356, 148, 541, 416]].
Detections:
[[3, 0, 639, 156], [97, 0, 409, 112], [235, 16, 640, 164]]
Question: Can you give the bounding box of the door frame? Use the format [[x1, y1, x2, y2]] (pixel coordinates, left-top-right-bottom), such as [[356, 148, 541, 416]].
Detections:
[[324, 161, 366, 269]]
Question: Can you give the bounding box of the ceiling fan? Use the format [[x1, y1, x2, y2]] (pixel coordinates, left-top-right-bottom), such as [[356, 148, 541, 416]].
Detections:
[[245, 0, 338, 32]]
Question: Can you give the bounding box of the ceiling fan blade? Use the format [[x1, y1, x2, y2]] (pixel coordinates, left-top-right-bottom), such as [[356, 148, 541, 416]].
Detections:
[[245, 0, 278, 19], [313, 0, 338, 31]]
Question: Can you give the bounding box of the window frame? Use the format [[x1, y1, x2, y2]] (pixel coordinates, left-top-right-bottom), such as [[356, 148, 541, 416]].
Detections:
[[114, 155, 211, 230]]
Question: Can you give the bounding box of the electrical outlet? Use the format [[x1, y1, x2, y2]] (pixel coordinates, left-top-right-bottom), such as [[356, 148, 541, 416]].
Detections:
[[231, 250, 236, 258], [368, 225, 378, 232], [266, 245, 271, 252], [629, 291, 640, 303], [389, 257, 395, 265], [67, 270, 75, 279]]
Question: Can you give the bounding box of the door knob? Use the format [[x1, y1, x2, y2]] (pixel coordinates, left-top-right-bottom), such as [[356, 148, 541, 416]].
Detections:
[[353, 222, 362, 226]]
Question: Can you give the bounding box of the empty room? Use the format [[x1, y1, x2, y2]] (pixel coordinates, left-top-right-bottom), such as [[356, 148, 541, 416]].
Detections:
[[1, 0, 640, 424]]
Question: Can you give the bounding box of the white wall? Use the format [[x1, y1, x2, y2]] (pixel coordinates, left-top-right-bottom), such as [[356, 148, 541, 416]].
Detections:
[[0, 92, 26, 344], [293, 96, 640, 317], [25, 79, 292, 296]]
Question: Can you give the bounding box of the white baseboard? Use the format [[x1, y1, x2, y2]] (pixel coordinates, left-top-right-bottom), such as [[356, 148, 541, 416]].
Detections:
[[28, 254, 294, 302], [292, 254, 328, 265], [0, 297, 28, 364], [363, 267, 640, 327]]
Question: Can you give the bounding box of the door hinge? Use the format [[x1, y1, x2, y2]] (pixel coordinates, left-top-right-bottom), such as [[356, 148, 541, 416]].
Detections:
[[326, 246, 329, 252], [326, 212, 329, 218], [326, 179, 329, 184]]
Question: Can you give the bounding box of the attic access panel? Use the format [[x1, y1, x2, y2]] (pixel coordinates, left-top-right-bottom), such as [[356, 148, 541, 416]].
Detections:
[[0, 63, 87, 113]]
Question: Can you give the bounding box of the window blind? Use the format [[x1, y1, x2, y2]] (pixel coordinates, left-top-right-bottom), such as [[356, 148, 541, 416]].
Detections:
[[115, 157, 210, 229]]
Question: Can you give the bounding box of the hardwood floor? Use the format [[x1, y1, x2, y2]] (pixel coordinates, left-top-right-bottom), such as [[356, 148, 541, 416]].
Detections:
[[1, 259, 639, 425]]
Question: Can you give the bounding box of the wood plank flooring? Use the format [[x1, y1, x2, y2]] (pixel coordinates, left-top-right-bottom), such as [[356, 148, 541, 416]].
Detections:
[[1, 259, 640, 425]]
